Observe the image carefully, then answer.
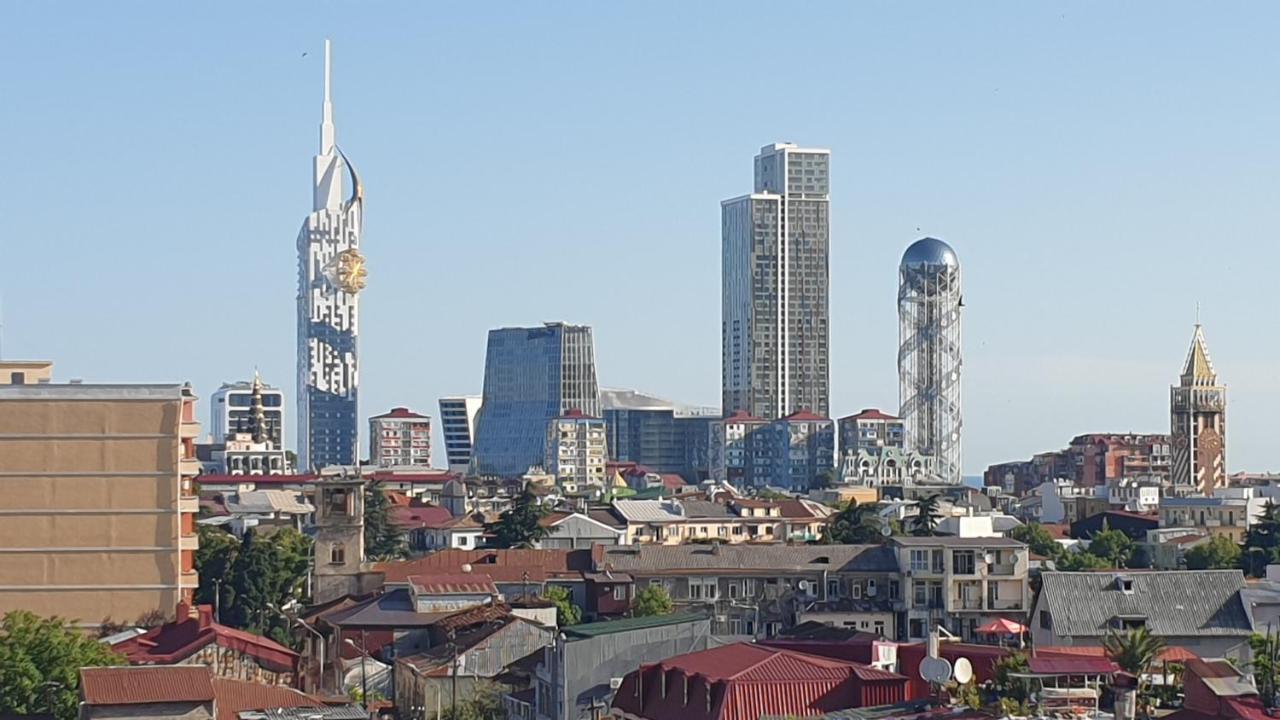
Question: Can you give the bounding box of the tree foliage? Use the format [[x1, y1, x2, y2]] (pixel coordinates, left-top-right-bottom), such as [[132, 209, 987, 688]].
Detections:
[[632, 585, 674, 617], [542, 585, 581, 626], [1104, 626, 1167, 676], [1088, 528, 1135, 568], [992, 653, 1030, 701], [0, 610, 125, 720], [826, 502, 889, 544], [1056, 551, 1111, 571], [365, 484, 408, 561], [1185, 534, 1242, 570], [195, 526, 311, 647], [1009, 523, 1062, 559], [1250, 630, 1280, 709], [484, 488, 550, 549], [1241, 501, 1280, 577], [911, 494, 942, 536]]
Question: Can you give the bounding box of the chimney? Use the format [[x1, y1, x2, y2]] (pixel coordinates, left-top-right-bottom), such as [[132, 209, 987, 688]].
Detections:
[[176, 601, 193, 623], [197, 604, 215, 629]]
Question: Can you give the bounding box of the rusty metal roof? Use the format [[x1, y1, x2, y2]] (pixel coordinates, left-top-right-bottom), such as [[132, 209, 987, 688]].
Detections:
[[80, 666, 215, 705]]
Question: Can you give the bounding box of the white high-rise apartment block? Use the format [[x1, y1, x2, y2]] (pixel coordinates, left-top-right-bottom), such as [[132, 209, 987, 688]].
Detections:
[[722, 143, 831, 420], [368, 408, 431, 468], [439, 396, 482, 474], [544, 410, 609, 487], [296, 39, 365, 471]]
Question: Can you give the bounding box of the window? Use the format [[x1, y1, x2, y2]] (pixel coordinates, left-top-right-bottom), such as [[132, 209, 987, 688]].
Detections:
[[909, 619, 925, 639], [850, 582, 862, 599], [9, 372, 24, 385], [743, 579, 756, 597], [888, 580, 899, 600], [728, 584, 739, 599], [913, 582, 927, 606], [330, 544, 345, 564], [1039, 611, 1052, 630], [826, 579, 839, 597], [328, 489, 348, 514], [613, 585, 627, 601], [873, 620, 885, 636], [765, 622, 781, 637], [689, 579, 717, 601], [931, 549, 945, 574], [910, 550, 928, 572], [953, 551, 976, 575]]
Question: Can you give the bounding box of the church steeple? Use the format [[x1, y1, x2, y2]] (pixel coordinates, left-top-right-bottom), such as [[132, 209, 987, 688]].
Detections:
[[249, 371, 267, 445], [1180, 324, 1217, 387]]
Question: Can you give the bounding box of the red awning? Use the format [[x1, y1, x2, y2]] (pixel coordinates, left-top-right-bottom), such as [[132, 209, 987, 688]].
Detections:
[[976, 618, 1026, 635]]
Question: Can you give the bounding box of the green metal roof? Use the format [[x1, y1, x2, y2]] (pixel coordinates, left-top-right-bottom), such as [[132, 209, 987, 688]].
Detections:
[[561, 611, 709, 639]]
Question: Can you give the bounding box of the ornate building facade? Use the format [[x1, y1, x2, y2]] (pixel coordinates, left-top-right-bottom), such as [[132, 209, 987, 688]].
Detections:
[[297, 40, 365, 470], [898, 237, 963, 485], [1170, 323, 1227, 495]]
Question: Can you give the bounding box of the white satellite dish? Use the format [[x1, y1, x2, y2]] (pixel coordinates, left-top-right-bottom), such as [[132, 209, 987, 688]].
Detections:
[[953, 657, 974, 684], [797, 580, 811, 593], [919, 657, 952, 684], [880, 525, 893, 537]]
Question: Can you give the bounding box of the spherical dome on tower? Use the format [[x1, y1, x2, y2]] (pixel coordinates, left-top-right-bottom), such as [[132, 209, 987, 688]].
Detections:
[[900, 237, 959, 269]]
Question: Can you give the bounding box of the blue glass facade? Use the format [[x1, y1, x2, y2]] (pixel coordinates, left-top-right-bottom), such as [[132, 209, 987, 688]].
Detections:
[[471, 323, 599, 477]]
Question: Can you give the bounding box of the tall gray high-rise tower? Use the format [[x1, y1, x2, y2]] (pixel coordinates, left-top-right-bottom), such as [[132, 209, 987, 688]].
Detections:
[[721, 143, 831, 420], [898, 237, 963, 485]]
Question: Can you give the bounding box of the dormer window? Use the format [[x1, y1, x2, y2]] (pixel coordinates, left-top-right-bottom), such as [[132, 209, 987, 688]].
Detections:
[[1116, 576, 1134, 593]]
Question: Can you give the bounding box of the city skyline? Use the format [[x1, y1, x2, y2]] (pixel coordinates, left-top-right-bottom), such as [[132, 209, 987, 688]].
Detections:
[[4, 4, 1279, 474]]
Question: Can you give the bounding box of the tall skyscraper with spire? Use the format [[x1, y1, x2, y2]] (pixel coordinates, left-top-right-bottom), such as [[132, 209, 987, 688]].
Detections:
[[1170, 323, 1227, 495], [297, 40, 366, 470]]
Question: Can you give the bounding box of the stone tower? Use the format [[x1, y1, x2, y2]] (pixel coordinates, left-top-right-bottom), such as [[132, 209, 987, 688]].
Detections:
[[311, 468, 371, 603], [1170, 324, 1227, 496]]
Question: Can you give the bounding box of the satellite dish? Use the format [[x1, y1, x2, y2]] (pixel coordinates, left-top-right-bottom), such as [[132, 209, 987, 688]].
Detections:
[[880, 525, 893, 537], [919, 657, 952, 684], [797, 580, 811, 593], [953, 657, 974, 684]]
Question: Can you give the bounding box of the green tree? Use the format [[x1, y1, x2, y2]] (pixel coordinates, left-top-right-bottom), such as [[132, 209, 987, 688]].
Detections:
[[1009, 523, 1062, 559], [811, 468, 838, 491], [484, 488, 549, 549], [992, 652, 1030, 701], [1242, 501, 1280, 577], [364, 484, 408, 561], [195, 524, 240, 612], [826, 502, 889, 544], [1105, 625, 1167, 708], [1088, 528, 1135, 568], [0, 610, 125, 720], [632, 585, 674, 617], [200, 527, 311, 646], [1185, 534, 1242, 570], [432, 680, 504, 719], [1249, 630, 1280, 709], [1057, 551, 1112, 571], [911, 494, 942, 536], [542, 585, 581, 626]]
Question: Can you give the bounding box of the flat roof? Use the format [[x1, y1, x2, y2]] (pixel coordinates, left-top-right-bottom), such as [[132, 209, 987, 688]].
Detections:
[[561, 611, 709, 640], [0, 384, 184, 400]]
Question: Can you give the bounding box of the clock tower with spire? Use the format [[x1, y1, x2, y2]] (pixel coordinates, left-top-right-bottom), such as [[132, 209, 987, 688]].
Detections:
[[1170, 323, 1227, 496]]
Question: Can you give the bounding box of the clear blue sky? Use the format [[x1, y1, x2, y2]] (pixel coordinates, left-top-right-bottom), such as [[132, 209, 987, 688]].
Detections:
[[3, 3, 1278, 474]]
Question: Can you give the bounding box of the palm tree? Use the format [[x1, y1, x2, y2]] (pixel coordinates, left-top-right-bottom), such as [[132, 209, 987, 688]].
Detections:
[[1105, 626, 1167, 715], [911, 494, 942, 536]]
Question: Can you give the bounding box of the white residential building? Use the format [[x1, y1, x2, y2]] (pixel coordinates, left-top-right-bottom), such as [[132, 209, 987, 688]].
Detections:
[[439, 395, 482, 474], [368, 407, 431, 468]]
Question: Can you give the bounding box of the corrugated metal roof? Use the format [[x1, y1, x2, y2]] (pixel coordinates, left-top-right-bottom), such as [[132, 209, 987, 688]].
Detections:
[[80, 666, 215, 705], [600, 544, 897, 574], [210, 678, 324, 720], [407, 573, 497, 595], [1039, 570, 1253, 637], [613, 499, 684, 522], [561, 611, 709, 639], [1025, 657, 1119, 675]]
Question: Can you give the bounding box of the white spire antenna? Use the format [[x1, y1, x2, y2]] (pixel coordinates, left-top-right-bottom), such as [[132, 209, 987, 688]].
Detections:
[[319, 39, 335, 153]]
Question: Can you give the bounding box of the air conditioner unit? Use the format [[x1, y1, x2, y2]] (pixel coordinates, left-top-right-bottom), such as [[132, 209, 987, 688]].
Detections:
[[715, 614, 727, 623]]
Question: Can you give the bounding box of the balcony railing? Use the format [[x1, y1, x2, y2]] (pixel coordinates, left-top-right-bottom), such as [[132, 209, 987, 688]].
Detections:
[[989, 563, 1018, 576], [952, 598, 983, 610], [988, 598, 1024, 611]]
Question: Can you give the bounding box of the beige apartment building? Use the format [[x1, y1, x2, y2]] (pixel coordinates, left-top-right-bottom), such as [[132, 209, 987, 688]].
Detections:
[[0, 362, 201, 629]]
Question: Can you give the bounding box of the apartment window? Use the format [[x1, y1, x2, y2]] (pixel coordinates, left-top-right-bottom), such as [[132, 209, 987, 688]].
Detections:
[[718, 526, 727, 537], [689, 579, 717, 601], [9, 372, 23, 384], [1039, 611, 1052, 630], [765, 622, 781, 637], [613, 585, 627, 601], [826, 579, 839, 598], [913, 582, 927, 607], [931, 550, 945, 574], [850, 582, 862, 599], [953, 551, 976, 575], [873, 621, 885, 637], [728, 584, 739, 599], [910, 550, 928, 572], [743, 579, 756, 597], [888, 580, 899, 600], [909, 619, 925, 639], [727, 618, 742, 635]]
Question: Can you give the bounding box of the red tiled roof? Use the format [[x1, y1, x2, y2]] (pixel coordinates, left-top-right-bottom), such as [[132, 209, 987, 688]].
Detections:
[[211, 678, 323, 720], [371, 407, 429, 419], [81, 666, 215, 705], [844, 408, 899, 421], [388, 504, 453, 528], [113, 605, 298, 674], [661, 474, 686, 489], [1027, 657, 1119, 675], [408, 573, 498, 595], [375, 548, 592, 584], [722, 410, 765, 422], [782, 409, 829, 422]]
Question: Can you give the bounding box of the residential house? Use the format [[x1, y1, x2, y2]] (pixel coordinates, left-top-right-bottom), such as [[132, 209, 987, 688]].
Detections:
[[1030, 570, 1255, 664], [1106, 477, 1162, 514], [375, 548, 596, 610], [610, 643, 908, 720], [1143, 528, 1211, 570], [1167, 658, 1269, 720], [610, 496, 832, 545], [395, 614, 553, 717], [78, 665, 339, 720], [890, 536, 1030, 642], [417, 512, 488, 551], [1161, 487, 1267, 543], [596, 544, 899, 638], [528, 612, 711, 720], [1069, 510, 1158, 541], [111, 603, 299, 686], [212, 490, 314, 536], [538, 511, 626, 549]]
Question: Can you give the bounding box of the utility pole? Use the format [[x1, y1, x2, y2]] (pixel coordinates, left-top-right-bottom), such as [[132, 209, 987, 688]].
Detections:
[[360, 630, 369, 709], [448, 628, 459, 718]]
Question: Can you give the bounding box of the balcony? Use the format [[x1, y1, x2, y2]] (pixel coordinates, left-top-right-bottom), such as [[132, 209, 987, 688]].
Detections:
[[988, 598, 1024, 611], [178, 495, 200, 514], [180, 458, 202, 477], [988, 563, 1018, 576], [179, 533, 200, 552], [179, 569, 199, 589], [180, 420, 202, 440], [952, 598, 984, 611]]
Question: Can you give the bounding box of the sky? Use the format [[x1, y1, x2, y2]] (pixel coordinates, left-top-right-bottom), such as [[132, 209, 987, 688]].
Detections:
[[2, 2, 1279, 475]]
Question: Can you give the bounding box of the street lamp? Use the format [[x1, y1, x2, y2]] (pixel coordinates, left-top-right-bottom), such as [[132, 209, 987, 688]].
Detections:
[[344, 635, 370, 710], [268, 602, 326, 693]]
